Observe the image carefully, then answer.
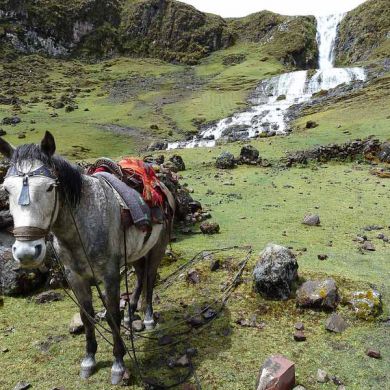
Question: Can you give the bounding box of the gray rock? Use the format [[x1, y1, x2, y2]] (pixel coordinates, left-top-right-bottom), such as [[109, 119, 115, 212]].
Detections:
[[302, 214, 320, 226], [317, 369, 330, 383], [0, 245, 48, 296], [253, 243, 299, 300], [293, 386, 306, 390], [175, 354, 190, 367], [200, 221, 220, 235], [348, 289, 382, 319], [296, 278, 339, 310], [325, 313, 348, 333], [239, 145, 260, 164], [169, 155, 185, 171], [34, 290, 63, 304], [13, 382, 31, 390], [69, 313, 84, 334], [216, 151, 236, 169]]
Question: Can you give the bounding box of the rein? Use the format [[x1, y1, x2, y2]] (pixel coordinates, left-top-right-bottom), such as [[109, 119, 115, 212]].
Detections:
[[6, 164, 59, 241]]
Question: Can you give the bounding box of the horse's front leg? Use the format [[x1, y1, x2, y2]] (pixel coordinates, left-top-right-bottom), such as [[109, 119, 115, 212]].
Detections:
[[104, 273, 127, 385], [68, 271, 97, 379]]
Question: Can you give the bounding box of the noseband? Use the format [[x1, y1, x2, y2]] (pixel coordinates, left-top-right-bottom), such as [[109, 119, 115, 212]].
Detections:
[[5, 164, 59, 241]]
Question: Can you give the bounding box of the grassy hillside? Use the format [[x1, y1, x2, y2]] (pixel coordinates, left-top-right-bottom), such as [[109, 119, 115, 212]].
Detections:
[[1, 71, 389, 389], [335, 0, 390, 65]]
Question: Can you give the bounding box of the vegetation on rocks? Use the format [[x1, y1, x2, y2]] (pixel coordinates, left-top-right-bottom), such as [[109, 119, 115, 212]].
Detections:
[[335, 0, 390, 65], [229, 12, 318, 69]]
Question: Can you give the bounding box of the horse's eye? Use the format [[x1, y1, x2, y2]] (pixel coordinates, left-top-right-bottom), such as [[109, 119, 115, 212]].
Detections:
[[47, 184, 55, 192]]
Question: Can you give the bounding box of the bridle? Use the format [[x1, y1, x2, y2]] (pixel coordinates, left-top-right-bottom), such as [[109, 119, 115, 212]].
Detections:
[[5, 164, 59, 242]]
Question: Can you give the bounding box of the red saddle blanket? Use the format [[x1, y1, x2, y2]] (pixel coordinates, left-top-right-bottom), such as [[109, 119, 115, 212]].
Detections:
[[89, 158, 165, 209]]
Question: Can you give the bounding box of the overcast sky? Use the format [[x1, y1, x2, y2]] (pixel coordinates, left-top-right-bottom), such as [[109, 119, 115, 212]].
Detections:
[[179, 0, 367, 17]]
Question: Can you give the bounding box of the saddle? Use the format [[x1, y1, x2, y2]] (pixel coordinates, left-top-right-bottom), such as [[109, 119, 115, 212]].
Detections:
[[87, 158, 173, 230]]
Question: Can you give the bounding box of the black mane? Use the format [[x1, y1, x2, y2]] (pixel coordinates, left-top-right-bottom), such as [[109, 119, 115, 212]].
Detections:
[[11, 143, 83, 207]]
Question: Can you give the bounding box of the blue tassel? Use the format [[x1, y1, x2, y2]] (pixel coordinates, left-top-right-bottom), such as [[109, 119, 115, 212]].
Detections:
[[18, 176, 30, 206]]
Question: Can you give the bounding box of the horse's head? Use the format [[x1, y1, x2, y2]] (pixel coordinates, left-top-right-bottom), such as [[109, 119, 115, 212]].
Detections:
[[0, 132, 59, 268]]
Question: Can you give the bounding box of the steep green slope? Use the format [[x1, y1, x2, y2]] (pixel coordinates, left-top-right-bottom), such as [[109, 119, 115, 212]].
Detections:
[[229, 11, 318, 69], [335, 0, 390, 65]]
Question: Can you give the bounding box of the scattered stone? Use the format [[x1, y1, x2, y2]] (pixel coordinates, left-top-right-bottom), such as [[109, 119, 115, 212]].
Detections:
[[296, 279, 339, 311], [169, 155, 185, 171], [2, 116, 21, 125], [302, 214, 320, 226], [216, 151, 236, 169], [34, 290, 63, 304], [132, 320, 145, 332], [147, 140, 168, 151], [202, 308, 217, 321], [253, 243, 299, 300], [293, 330, 306, 342], [175, 354, 190, 367], [276, 94, 286, 101], [13, 382, 31, 390], [2, 347, 9, 353], [200, 221, 220, 235], [185, 347, 198, 357], [236, 317, 265, 329], [293, 386, 306, 390], [187, 270, 200, 284], [69, 313, 84, 334], [186, 315, 204, 328], [348, 289, 382, 320], [305, 120, 318, 129], [256, 355, 295, 390], [158, 335, 174, 346], [317, 254, 328, 261], [332, 376, 344, 386], [0, 129, 6, 136], [362, 241, 375, 251], [325, 313, 348, 333], [366, 348, 381, 359], [239, 145, 260, 164], [294, 322, 304, 331], [316, 369, 330, 383], [17, 133, 26, 139], [210, 259, 220, 271], [337, 386, 346, 390]]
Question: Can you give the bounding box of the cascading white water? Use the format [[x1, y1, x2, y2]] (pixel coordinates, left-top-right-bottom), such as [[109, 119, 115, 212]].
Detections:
[[168, 14, 366, 150]]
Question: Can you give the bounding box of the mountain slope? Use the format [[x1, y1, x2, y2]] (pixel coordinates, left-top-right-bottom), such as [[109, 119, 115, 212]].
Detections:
[[335, 0, 390, 65]]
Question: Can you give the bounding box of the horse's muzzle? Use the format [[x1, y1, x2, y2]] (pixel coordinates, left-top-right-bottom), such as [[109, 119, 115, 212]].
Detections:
[[12, 238, 47, 268]]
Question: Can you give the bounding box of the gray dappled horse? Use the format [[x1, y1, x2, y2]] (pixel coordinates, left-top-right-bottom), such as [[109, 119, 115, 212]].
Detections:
[[0, 132, 174, 384]]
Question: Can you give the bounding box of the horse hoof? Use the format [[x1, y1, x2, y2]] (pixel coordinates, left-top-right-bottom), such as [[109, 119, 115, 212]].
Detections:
[[143, 318, 155, 330], [80, 356, 96, 379], [111, 363, 125, 385]]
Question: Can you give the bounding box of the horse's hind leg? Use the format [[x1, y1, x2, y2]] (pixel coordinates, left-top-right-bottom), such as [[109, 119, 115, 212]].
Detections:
[[143, 230, 169, 330], [129, 259, 144, 316], [104, 272, 127, 385], [68, 272, 97, 379]]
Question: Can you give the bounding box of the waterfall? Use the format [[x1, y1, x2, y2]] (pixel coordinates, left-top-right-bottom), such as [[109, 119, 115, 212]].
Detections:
[[168, 14, 366, 150]]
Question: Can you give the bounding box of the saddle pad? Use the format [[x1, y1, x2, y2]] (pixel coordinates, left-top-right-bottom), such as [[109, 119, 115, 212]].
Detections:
[[93, 172, 151, 228]]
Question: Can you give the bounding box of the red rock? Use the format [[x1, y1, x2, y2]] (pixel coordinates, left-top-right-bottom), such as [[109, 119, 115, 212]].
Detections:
[[256, 355, 295, 390]]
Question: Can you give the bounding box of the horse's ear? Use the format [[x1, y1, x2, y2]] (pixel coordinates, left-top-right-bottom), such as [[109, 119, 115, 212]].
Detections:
[[0, 137, 15, 159], [41, 131, 56, 157]]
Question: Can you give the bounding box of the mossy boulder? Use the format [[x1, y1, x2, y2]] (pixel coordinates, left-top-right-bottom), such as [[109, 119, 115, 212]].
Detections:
[[335, 0, 390, 65], [347, 289, 383, 320]]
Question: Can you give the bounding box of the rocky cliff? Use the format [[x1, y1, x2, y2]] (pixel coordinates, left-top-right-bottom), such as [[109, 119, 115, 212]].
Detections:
[[229, 11, 318, 69], [0, 0, 233, 63], [335, 0, 390, 65]]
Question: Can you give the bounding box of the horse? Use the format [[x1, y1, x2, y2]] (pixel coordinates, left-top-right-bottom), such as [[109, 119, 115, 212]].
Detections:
[[0, 131, 174, 385]]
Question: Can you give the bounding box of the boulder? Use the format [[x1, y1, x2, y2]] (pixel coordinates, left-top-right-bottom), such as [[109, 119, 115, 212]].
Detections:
[[2, 116, 21, 125], [325, 313, 348, 333], [69, 313, 84, 334], [169, 155, 185, 171], [253, 244, 299, 300], [296, 279, 339, 311], [348, 289, 382, 320], [200, 221, 220, 235], [305, 120, 318, 129], [316, 369, 330, 383], [302, 214, 320, 226], [216, 151, 236, 169], [239, 145, 260, 164], [147, 141, 168, 151], [0, 245, 48, 296], [378, 142, 390, 163], [256, 355, 295, 390]]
